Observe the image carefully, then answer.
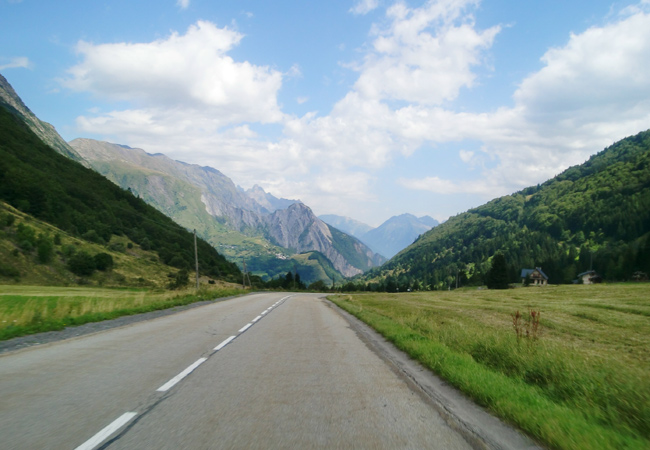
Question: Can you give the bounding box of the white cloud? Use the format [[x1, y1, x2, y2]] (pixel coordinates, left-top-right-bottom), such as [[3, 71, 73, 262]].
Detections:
[[176, 0, 190, 9], [64, 21, 284, 125], [350, 0, 379, 15], [65, 3, 650, 224], [0, 56, 31, 70], [354, 0, 500, 104]]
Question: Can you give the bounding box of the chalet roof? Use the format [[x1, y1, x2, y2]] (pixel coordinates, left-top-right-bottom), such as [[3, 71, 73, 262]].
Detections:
[[577, 270, 597, 278], [521, 267, 548, 280]]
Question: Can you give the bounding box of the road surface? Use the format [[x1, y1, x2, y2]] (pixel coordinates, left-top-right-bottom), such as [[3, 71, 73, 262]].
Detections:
[[0, 292, 535, 449]]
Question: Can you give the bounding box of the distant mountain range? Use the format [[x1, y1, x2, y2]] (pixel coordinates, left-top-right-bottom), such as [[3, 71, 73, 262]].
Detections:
[[69, 138, 385, 283], [320, 213, 438, 259]]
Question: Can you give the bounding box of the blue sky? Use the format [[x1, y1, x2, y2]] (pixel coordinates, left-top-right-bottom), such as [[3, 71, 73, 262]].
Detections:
[[2, 0, 650, 226]]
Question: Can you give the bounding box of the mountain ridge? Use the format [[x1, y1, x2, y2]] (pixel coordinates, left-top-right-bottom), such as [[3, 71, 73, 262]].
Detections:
[[69, 138, 384, 280], [0, 74, 87, 166]]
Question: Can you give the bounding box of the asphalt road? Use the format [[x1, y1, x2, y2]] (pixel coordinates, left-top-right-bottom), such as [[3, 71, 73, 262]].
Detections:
[[0, 292, 533, 449]]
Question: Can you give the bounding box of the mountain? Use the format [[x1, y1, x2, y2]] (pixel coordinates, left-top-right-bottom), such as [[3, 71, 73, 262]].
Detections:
[[361, 214, 438, 259], [320, 213, 438, 259], [244, 185, 298, 212], [69, 138, 384, 281], [0, 86, 240, 285], [0, 74, 87, 166], [318, 214, 374, 239], [362, 130, 650, 290]]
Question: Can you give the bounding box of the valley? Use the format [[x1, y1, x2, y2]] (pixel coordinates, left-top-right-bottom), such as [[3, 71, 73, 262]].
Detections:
[[2, 3, 650, 450]]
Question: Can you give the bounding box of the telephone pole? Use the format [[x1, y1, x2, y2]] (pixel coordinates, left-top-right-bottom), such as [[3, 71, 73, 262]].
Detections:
[[242, 258, 251, 289], [194, 229, 199, 290]]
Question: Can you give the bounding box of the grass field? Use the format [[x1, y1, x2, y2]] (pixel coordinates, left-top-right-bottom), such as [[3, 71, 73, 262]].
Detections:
[[0, 284, 244, 341], [331, 284, 650, 450]]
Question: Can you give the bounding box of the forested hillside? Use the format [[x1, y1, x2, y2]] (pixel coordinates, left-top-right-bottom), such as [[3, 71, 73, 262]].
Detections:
[[0, 105, 240, 281], [362, 130, 650, 290]]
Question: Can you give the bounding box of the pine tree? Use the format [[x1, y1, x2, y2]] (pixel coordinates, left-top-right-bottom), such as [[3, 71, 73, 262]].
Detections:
[[486, 252, 510, 289]]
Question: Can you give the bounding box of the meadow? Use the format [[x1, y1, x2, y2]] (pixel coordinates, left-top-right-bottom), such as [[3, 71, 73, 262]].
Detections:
[[331, 284, 650, 450], [0, 284, 243, 341]]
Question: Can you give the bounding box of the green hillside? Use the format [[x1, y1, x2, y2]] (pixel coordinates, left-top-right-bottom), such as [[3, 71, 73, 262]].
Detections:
[[0, 201, 186, 286], [363, 129, 650, 290], [0, 104, 240, 283]]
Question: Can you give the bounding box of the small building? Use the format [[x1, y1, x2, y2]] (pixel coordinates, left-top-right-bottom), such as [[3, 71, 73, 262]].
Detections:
[[521, 267, 549, 286], [577, 270, 601, 284]]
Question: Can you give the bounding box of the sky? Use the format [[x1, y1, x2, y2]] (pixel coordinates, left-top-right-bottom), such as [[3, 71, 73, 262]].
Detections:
[[2, 0, 650, 227]]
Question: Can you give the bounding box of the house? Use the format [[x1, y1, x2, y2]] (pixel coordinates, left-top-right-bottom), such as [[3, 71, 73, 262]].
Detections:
[[577, 270, 601, 284], [521, 267, 549, 286]]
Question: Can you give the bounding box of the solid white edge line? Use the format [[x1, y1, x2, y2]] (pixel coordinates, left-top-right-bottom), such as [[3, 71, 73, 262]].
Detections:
[[156, 358, 207, 392], [74, 412, 137, 450], [214, 335, 236, 351], [238, 323, 252, 333], [252, 315, 262, 323]]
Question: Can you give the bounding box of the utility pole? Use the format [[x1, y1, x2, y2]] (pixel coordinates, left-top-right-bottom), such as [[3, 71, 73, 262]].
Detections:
[[242, 258, 247, 289], [242, 258, 251, 289], [194, 229, 199, 290]]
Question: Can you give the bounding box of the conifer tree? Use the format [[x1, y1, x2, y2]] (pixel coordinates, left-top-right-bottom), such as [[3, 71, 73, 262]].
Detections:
[[486, 252, 510, 289]]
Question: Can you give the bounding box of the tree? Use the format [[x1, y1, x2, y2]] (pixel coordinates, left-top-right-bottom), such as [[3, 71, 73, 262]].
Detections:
[[486, 252, 510, 289], [284, 271, 294, 288]]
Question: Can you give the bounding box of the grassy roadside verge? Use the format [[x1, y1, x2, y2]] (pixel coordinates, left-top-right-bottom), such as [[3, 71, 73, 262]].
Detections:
[[330, 285, 649, 450], [0, 284, 244, 341]]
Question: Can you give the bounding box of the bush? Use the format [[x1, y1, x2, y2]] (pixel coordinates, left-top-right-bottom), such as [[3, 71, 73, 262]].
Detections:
[[16, 223, 37, 250], [0, 261, 20, 278], [93, 252, 114, 271], [168, 269, 189, 289], [67, 251, 96, 276], [36, 233, 54, 264], [62, 244, 77, 258], [108, 242, 126, 253], [1, 213, 15, 227], [82, 230, 104, 245]]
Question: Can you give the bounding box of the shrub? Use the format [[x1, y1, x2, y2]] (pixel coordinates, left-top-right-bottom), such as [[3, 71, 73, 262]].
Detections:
[[67, 251, 96, 276], [62, 244, 77, 258], [36, 233, 54, 264], [82, 230, 104, 245], [168, 269, 189, 289], [108, 242, 126, 253], [93, 252, 114, 271]]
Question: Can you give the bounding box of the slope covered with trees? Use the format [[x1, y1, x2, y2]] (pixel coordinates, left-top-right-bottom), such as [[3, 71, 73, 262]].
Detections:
[[0, 104, 240, 281], [362, 130, 650, 290]]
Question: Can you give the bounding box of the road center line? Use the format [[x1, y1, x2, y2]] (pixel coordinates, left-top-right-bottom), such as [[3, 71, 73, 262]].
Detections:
[[156, 358, 207, 392], [214, 335, 236, 351], [238, 323, 253, 333], [74, 412, 137, 450], [252, 315, 262, 323]]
